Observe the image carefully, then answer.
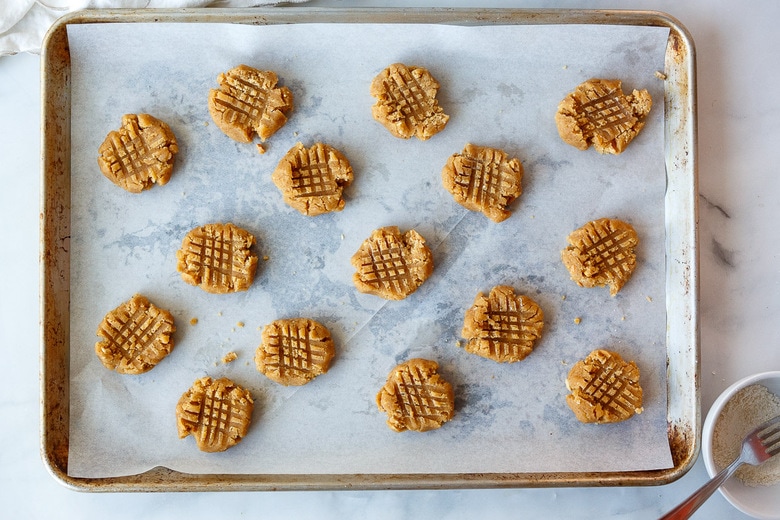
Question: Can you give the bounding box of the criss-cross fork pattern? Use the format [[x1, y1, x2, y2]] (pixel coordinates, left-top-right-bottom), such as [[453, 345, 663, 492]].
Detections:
[[360, 235, 415, 294], [186, 227, 248, 288], [579, 223, 635, 280], [98, 305, 170, 371], [580, 83, 635, 141], [214, 72, 272, 128], [579, 358, 641, 419], [393, 365, 452, 428], [264, 322, 332, 379], [104, 118, 168, 185], [290, 145, 338, 199], [480, 293, 541, 359], [383, 64, 435, 126], [181, 384, 251, 451], [454, 151, 512, 208]]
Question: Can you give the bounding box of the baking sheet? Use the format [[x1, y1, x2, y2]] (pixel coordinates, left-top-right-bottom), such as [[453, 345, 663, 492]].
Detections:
[[63, 20, 673, 479]]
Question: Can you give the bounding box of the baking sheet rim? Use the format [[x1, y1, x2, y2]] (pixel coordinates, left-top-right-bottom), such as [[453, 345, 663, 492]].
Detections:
[[39, 6, 699, 491]]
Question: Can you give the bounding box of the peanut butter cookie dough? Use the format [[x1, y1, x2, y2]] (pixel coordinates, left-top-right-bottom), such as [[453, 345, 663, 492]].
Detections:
[[442, 143, 523, 222], [176, 376, 254, 452], [95, 294, 176, 375], [561, 218, 638, 296], [272, 142, 354, 216], [97, 114, 178, 193], [461, 285, 544, 363], [208, 64, 294, 143], [255, 318, 335, 386], [376, 358, 455, 432], [370, 63, 449, 140], [555, 78, 652, 154], [351, 226, 434, 300], [176, 222, 259, 294], [565, 349, 644, 424]]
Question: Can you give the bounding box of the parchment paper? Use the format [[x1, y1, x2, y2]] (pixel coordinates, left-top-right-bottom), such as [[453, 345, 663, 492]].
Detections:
[[66, 20, 672, 478]]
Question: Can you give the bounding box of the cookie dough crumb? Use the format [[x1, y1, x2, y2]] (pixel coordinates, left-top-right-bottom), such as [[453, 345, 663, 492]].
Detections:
[[263, 255, 270, 261], [222, 352, 238, 364], [655, 71, 667, 80], [646, 296, 653, 302], [236, 321, 245, 328], [190, 317, 198, 325], [256, 144, 266, 154], [573, 317, 581, 324]]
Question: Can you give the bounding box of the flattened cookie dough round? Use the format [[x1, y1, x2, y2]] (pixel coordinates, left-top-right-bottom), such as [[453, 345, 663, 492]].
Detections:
[[272, 142, 354, 216], [370, 63, 449, 140], [176, 222, 259, 294], [461, 285, 544, 363], [97, 114, 178, 193], [255, 318, 335, 386], [442, 143, 524, 222], [95, 294, 176, 374], [351, 226, 434, 300], [176, 376, 254, 452], [555, 78, 652, 154], [565, 349, 643, 424], [561, 218, 638, 296], [208, 64, 294, 143], [376, 358, 455, 432]]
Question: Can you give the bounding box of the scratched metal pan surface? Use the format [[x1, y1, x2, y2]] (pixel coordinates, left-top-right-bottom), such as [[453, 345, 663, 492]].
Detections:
[[40, 7, 698, 491]]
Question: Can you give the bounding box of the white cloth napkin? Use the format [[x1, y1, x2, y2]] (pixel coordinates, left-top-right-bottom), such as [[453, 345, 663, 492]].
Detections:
[[0, 0, 306, 56]]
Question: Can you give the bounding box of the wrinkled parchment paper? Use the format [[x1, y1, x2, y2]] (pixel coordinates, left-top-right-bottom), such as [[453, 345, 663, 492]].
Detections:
[[67, 20, 672, 478]]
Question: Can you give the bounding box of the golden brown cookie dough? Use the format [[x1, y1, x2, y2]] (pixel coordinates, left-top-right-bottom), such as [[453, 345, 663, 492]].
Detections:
[[370, 63, 449, 140], [565, 349, 644, 424], [461, 285, 544, 363], [176, 222, 258, 294], [555, 78, 652, 154], [208, 64, 294, 143], [561, 218, 638, 296], [95, 294, 176, 374], [97, 114, 178, 193], [376, 358, 455, 432], [176, 376, 254, 452], [351, 226, 434, 300], [442, 143, 524, 222], [255, 318, 335, 386], [272, 142, 354, 216]]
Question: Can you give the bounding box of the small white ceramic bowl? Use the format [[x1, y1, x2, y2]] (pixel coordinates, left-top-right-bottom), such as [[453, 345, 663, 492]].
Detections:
[[702, 371, 780, 519]]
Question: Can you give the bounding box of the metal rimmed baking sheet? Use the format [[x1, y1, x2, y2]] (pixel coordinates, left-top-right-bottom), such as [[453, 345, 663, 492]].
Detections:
[[41, 7, 698, 491]]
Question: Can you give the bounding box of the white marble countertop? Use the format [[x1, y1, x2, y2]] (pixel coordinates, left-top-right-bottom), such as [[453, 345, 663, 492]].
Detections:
[[2, 0, 778, 518]]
